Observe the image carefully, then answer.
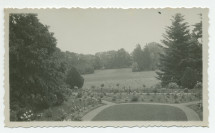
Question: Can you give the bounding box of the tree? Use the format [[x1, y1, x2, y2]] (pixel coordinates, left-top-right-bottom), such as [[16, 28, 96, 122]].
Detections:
[[142, 45, 151, 70], [93, 56, 102, 70], [132, 44, 144, 71], [188, 14, 203, 83], [95, 49, 131, 69], [180, 67, 198, 89], [65, 67, 84, 89], [114, 48, 131, 68], [157, 13, 192, 87], [64, 51, 95, 74], [9, 14, 75, 120], [132, 62, 139, 72], [146, 42, 164, 70]]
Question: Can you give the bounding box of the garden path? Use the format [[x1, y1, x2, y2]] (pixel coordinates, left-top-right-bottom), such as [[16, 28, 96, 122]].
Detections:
[[81, 100, 116, 121], [81, 100, 201, 121]]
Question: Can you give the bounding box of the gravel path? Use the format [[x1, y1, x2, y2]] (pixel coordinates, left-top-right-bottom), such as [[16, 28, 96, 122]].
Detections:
[[81, 101, 116, 121], [81, 100, 201, 121]]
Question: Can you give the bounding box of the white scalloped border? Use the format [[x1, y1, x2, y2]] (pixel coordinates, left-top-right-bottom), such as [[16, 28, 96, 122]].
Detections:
[[3, 8, 209, 127]]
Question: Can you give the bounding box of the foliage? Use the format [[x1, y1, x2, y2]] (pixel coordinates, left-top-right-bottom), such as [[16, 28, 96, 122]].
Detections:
[[64, 51, 95, 74], [132, 44, 144, 71], [96, 48, 131, 69], [9, 14, 84, 121], [194, 81, 202, 99], [194, 81, 202, 90], [132, 62, 139, 72], [157, 13, 202, 89], [63, 43, 162, 73], [66, 67, 84, 89], [167, 82, 179, 89], [10, 14, 66, 112], [132, 43, 163, 71], [155, 83, 162, 89], [180, 67, 198, 89], [131, 95, 139, 102], [184, 88, 189, 93], [101, 83, 105, 88]]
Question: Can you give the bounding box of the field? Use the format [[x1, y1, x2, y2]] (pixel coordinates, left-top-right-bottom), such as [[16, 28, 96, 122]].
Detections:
[[92, 104, 187, 121], [83, 68, 159, 89]]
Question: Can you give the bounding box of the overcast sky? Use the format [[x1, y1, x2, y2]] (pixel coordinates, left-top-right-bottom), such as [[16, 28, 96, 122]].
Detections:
[[36, 8, 203, 54]]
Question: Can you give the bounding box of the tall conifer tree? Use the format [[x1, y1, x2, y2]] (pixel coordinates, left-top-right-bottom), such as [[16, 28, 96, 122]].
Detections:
[[157, 13, 191, 87]]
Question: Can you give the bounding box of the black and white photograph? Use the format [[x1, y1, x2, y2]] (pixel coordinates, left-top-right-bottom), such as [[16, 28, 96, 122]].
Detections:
[[4, 8, 208, 127]]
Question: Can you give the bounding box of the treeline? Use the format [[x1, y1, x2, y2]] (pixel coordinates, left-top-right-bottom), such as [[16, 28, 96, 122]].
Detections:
[[9, 14, 84, 120], [64, 48, 131, 74], [132, 42, 163, 72], [157, 13, 203, 89], [64, 42, 163, 74]]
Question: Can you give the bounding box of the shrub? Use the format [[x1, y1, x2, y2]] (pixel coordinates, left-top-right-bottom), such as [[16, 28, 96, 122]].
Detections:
[[98, 98, 102, 103], [194, 81, 202, 90], [174, 94, 178, 99], [55, 92, 66, 105], [132, 62, 140, 72], [11, 108, 35, 121], [131, 95, 139, 102], [194, 82, 202, 99], [180, 67, 198, 89], [43, 108, 53, 118], [155, 83, 162, 89], [76, 92, 82, 98], [184, 88, 189, 93], [66, 67, 84, 89], [153, 88, 158, 94], [166, 93, 170, 97], [100, 83, 105, 88], [174, 100, 179, 103], [91, 85, 95, 89], [116, 83, 120, 87], [167, 82, 179, 89], [10, 110, 18, 121], [73, 115, 81, 121], [112, 96, 116, 101]]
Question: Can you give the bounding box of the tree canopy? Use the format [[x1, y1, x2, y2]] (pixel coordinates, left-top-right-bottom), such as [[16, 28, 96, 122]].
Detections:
[[9, 14, 83, 119], [132, 42, 163, 72], [157, 13, 202, 89]]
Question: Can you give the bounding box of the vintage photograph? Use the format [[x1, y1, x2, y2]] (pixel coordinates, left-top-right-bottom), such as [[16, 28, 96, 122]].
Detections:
[[4, 8, 208, 127]]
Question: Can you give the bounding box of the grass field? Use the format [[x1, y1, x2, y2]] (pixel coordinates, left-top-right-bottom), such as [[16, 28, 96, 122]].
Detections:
[[83, 68, 159, 89], [92, 104, 187, 121]]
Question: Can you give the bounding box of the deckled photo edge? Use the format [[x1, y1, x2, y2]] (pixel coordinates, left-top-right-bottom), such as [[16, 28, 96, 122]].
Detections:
[[4, 8, 209, 127]]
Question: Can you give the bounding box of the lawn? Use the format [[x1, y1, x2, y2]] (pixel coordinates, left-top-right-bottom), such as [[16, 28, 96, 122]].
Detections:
[[187, 103, 203, 120], [83, 68, 159, 89], [92, 104, 187, 121]]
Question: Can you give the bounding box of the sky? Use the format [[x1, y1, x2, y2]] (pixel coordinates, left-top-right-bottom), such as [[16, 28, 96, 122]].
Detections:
[[36, 8, 203, 54]]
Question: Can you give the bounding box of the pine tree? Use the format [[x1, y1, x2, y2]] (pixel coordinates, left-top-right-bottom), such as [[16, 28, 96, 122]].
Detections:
[[157, 13, 191, 87], [186, 14, 203, 83]]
